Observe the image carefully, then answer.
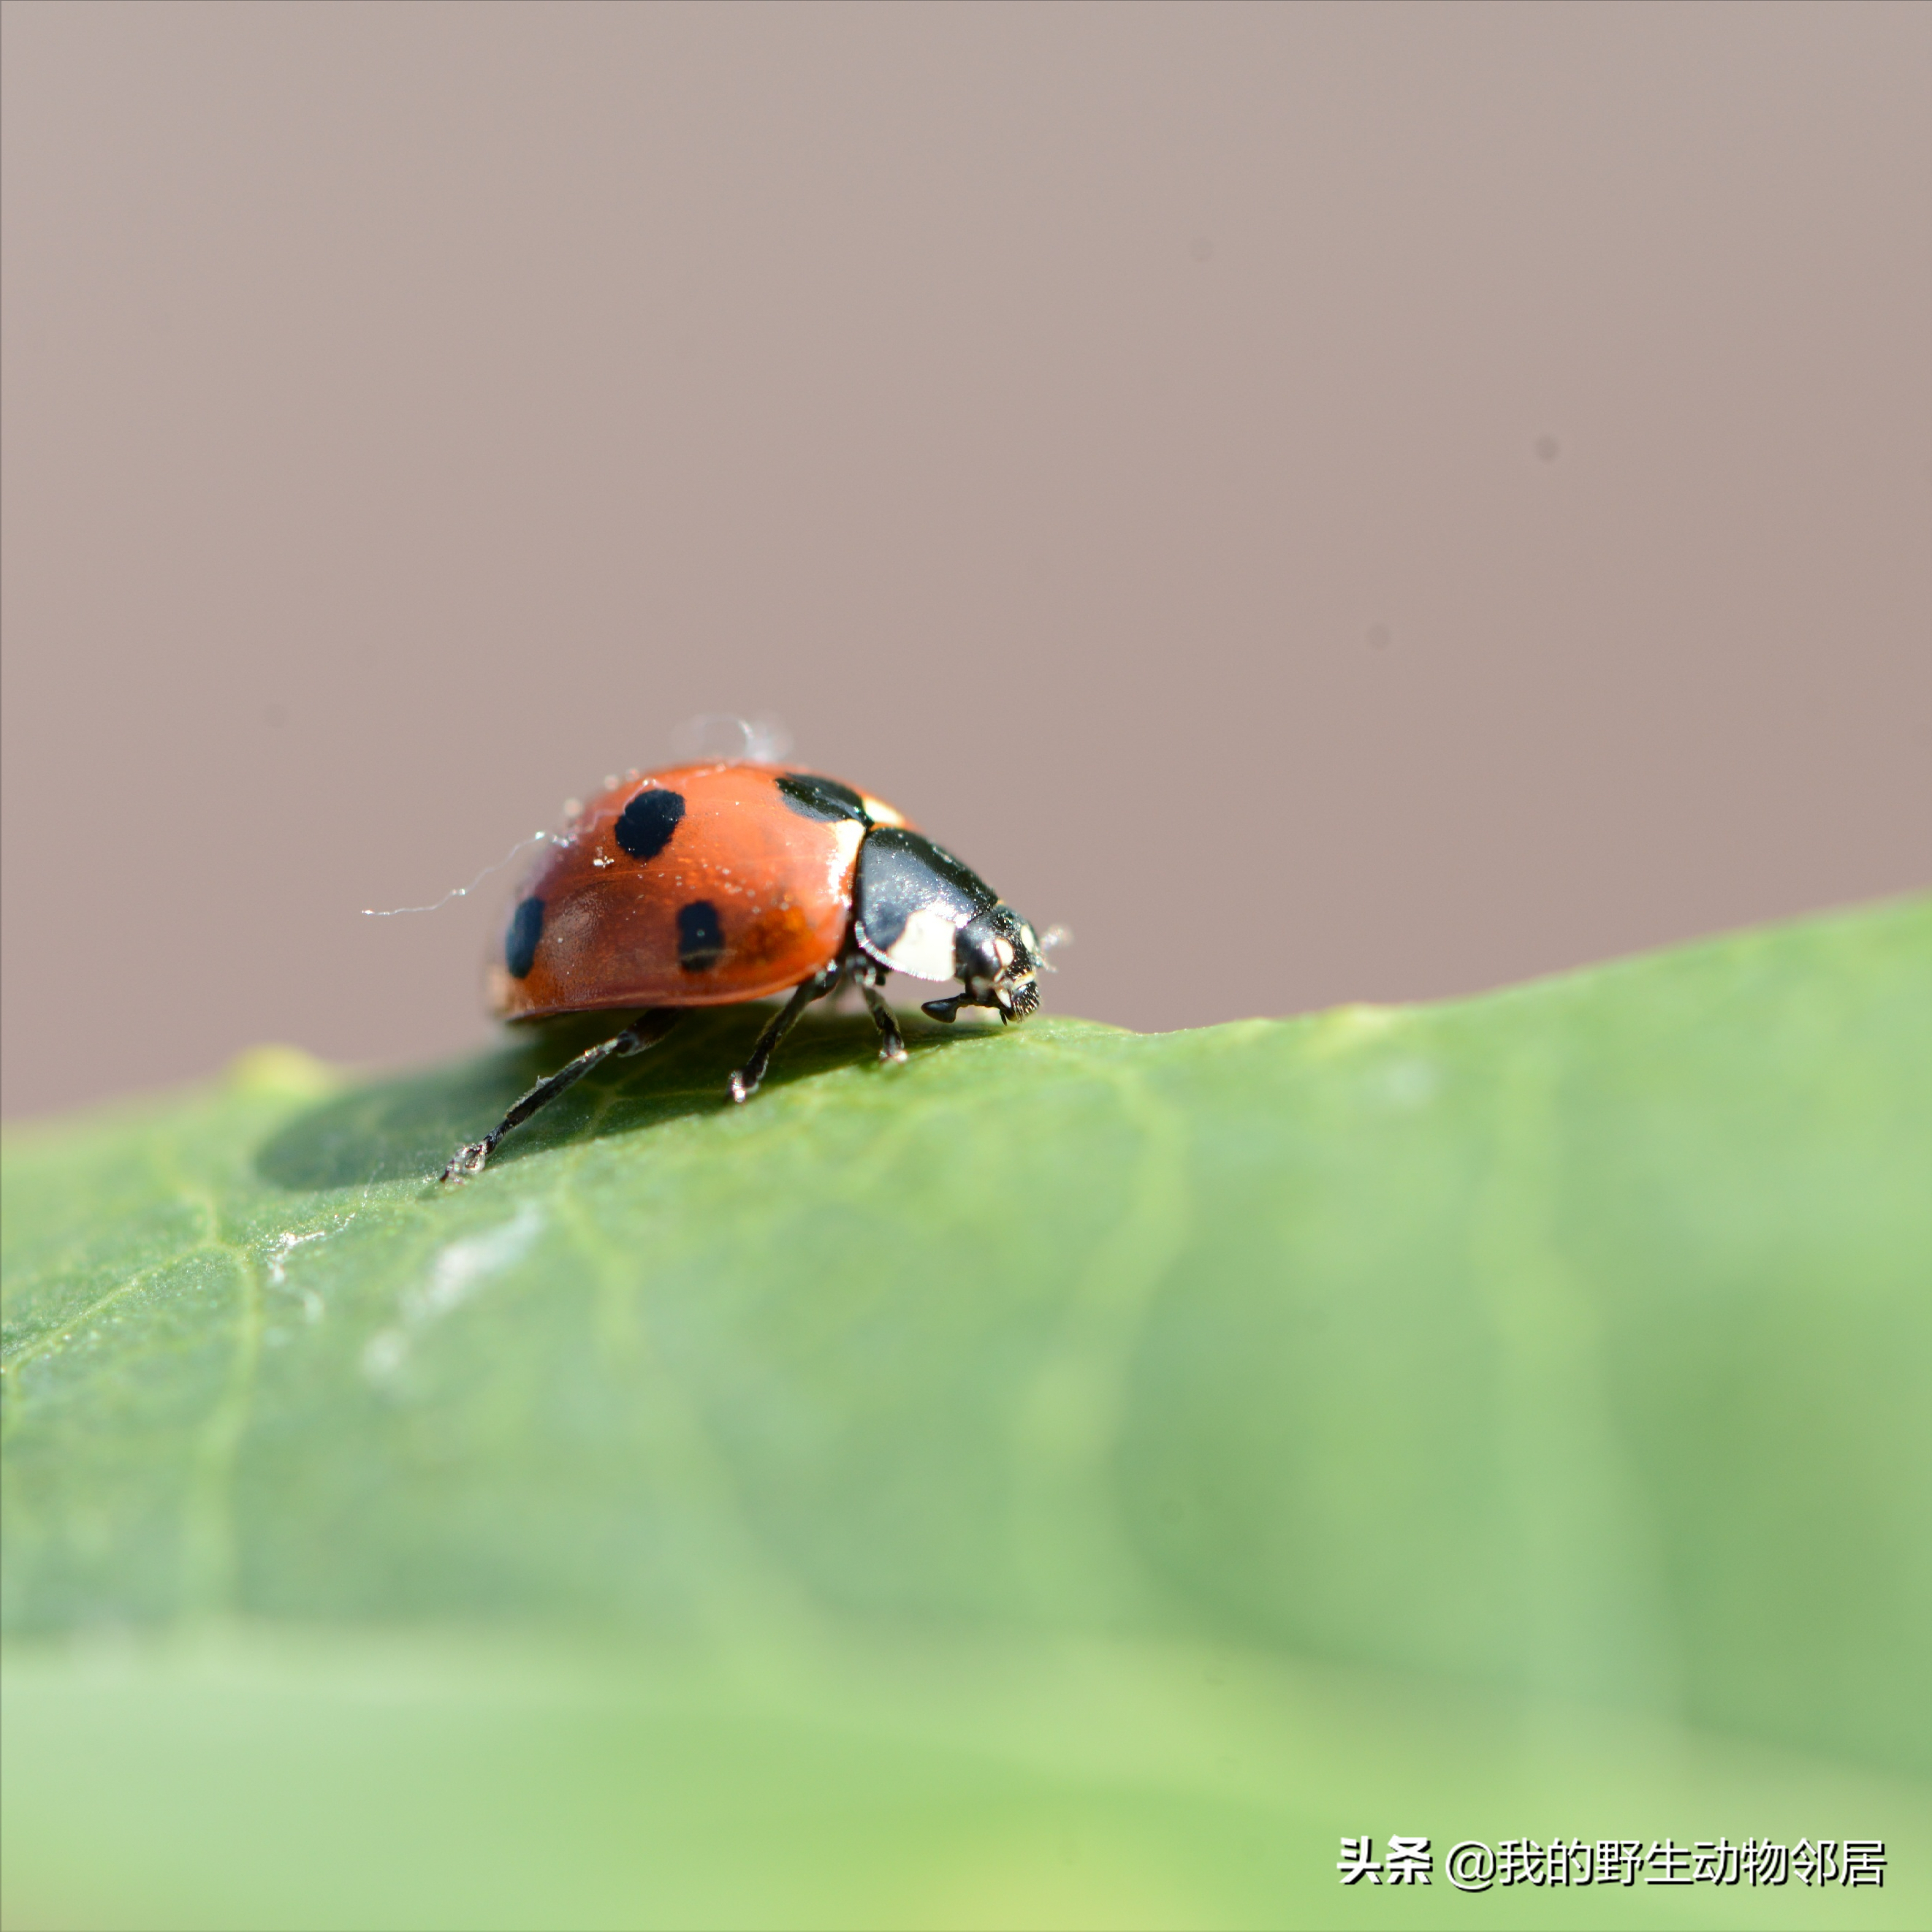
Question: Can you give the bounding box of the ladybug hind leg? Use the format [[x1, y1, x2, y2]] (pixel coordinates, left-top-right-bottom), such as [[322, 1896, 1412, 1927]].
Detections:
[[440, 1008, 681, 1182]]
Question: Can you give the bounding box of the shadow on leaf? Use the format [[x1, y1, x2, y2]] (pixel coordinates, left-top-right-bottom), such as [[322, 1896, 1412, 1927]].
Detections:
[[252, 1005, 955, 1193]]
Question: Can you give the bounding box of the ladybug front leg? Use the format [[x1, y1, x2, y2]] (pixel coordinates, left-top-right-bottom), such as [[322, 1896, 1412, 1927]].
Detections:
[[441, 1008, 680, 1182], [858, 967, 908, 1065], [727, 965, 840, 1103]]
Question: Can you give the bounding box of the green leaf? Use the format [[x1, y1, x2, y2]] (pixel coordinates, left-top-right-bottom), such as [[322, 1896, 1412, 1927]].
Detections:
[[4, 898, 1928, 1930]]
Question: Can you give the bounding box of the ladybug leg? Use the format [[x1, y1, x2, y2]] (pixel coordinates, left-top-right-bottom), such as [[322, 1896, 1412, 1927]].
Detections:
[[440, 1008, 680, 1182], [727, 966, 840, 1103], [859, 968, 908, 1065]]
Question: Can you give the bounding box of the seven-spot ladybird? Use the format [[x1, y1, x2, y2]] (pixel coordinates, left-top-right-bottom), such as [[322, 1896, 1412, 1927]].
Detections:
[[441, 762, 1045, 1181]]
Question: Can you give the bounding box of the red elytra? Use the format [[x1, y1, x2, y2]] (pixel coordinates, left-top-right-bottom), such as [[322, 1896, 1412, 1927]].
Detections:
[[490, 762, 909, 1019]]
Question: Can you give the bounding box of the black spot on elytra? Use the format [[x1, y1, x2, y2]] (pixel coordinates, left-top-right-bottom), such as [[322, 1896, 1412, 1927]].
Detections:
[[615, 787, 685, 861], [504, 897, 544, 978], [777, 772, 870, 824], [677, 900, 725, 972]]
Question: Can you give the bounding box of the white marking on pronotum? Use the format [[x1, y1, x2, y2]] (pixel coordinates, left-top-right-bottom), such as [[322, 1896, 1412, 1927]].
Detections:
[[360, 1204, 544, 1384], [883, 902, 965, 980], [362, 832, 554, 917]]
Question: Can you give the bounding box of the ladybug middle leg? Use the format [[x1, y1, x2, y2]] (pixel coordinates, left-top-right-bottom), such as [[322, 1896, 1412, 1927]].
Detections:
[[857, 965, 908, 1065], [440, 1008, 681, 1182], [726, 965, 843, 1103]]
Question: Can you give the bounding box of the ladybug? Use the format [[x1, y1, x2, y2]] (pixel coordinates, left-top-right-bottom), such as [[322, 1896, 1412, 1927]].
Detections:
[[441, 763, 1046, 1181]]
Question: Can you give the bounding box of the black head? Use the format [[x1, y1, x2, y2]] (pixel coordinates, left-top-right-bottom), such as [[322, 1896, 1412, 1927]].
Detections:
[[947, 904, 1046, 1022]]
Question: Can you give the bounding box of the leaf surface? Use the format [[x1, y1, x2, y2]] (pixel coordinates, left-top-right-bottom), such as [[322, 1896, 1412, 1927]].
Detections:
[[4, 899, 1928, 1928]]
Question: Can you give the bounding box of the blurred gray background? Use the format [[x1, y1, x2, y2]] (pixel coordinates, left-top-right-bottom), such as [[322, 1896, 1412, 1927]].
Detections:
[[4, 1, 1928, 1117]]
